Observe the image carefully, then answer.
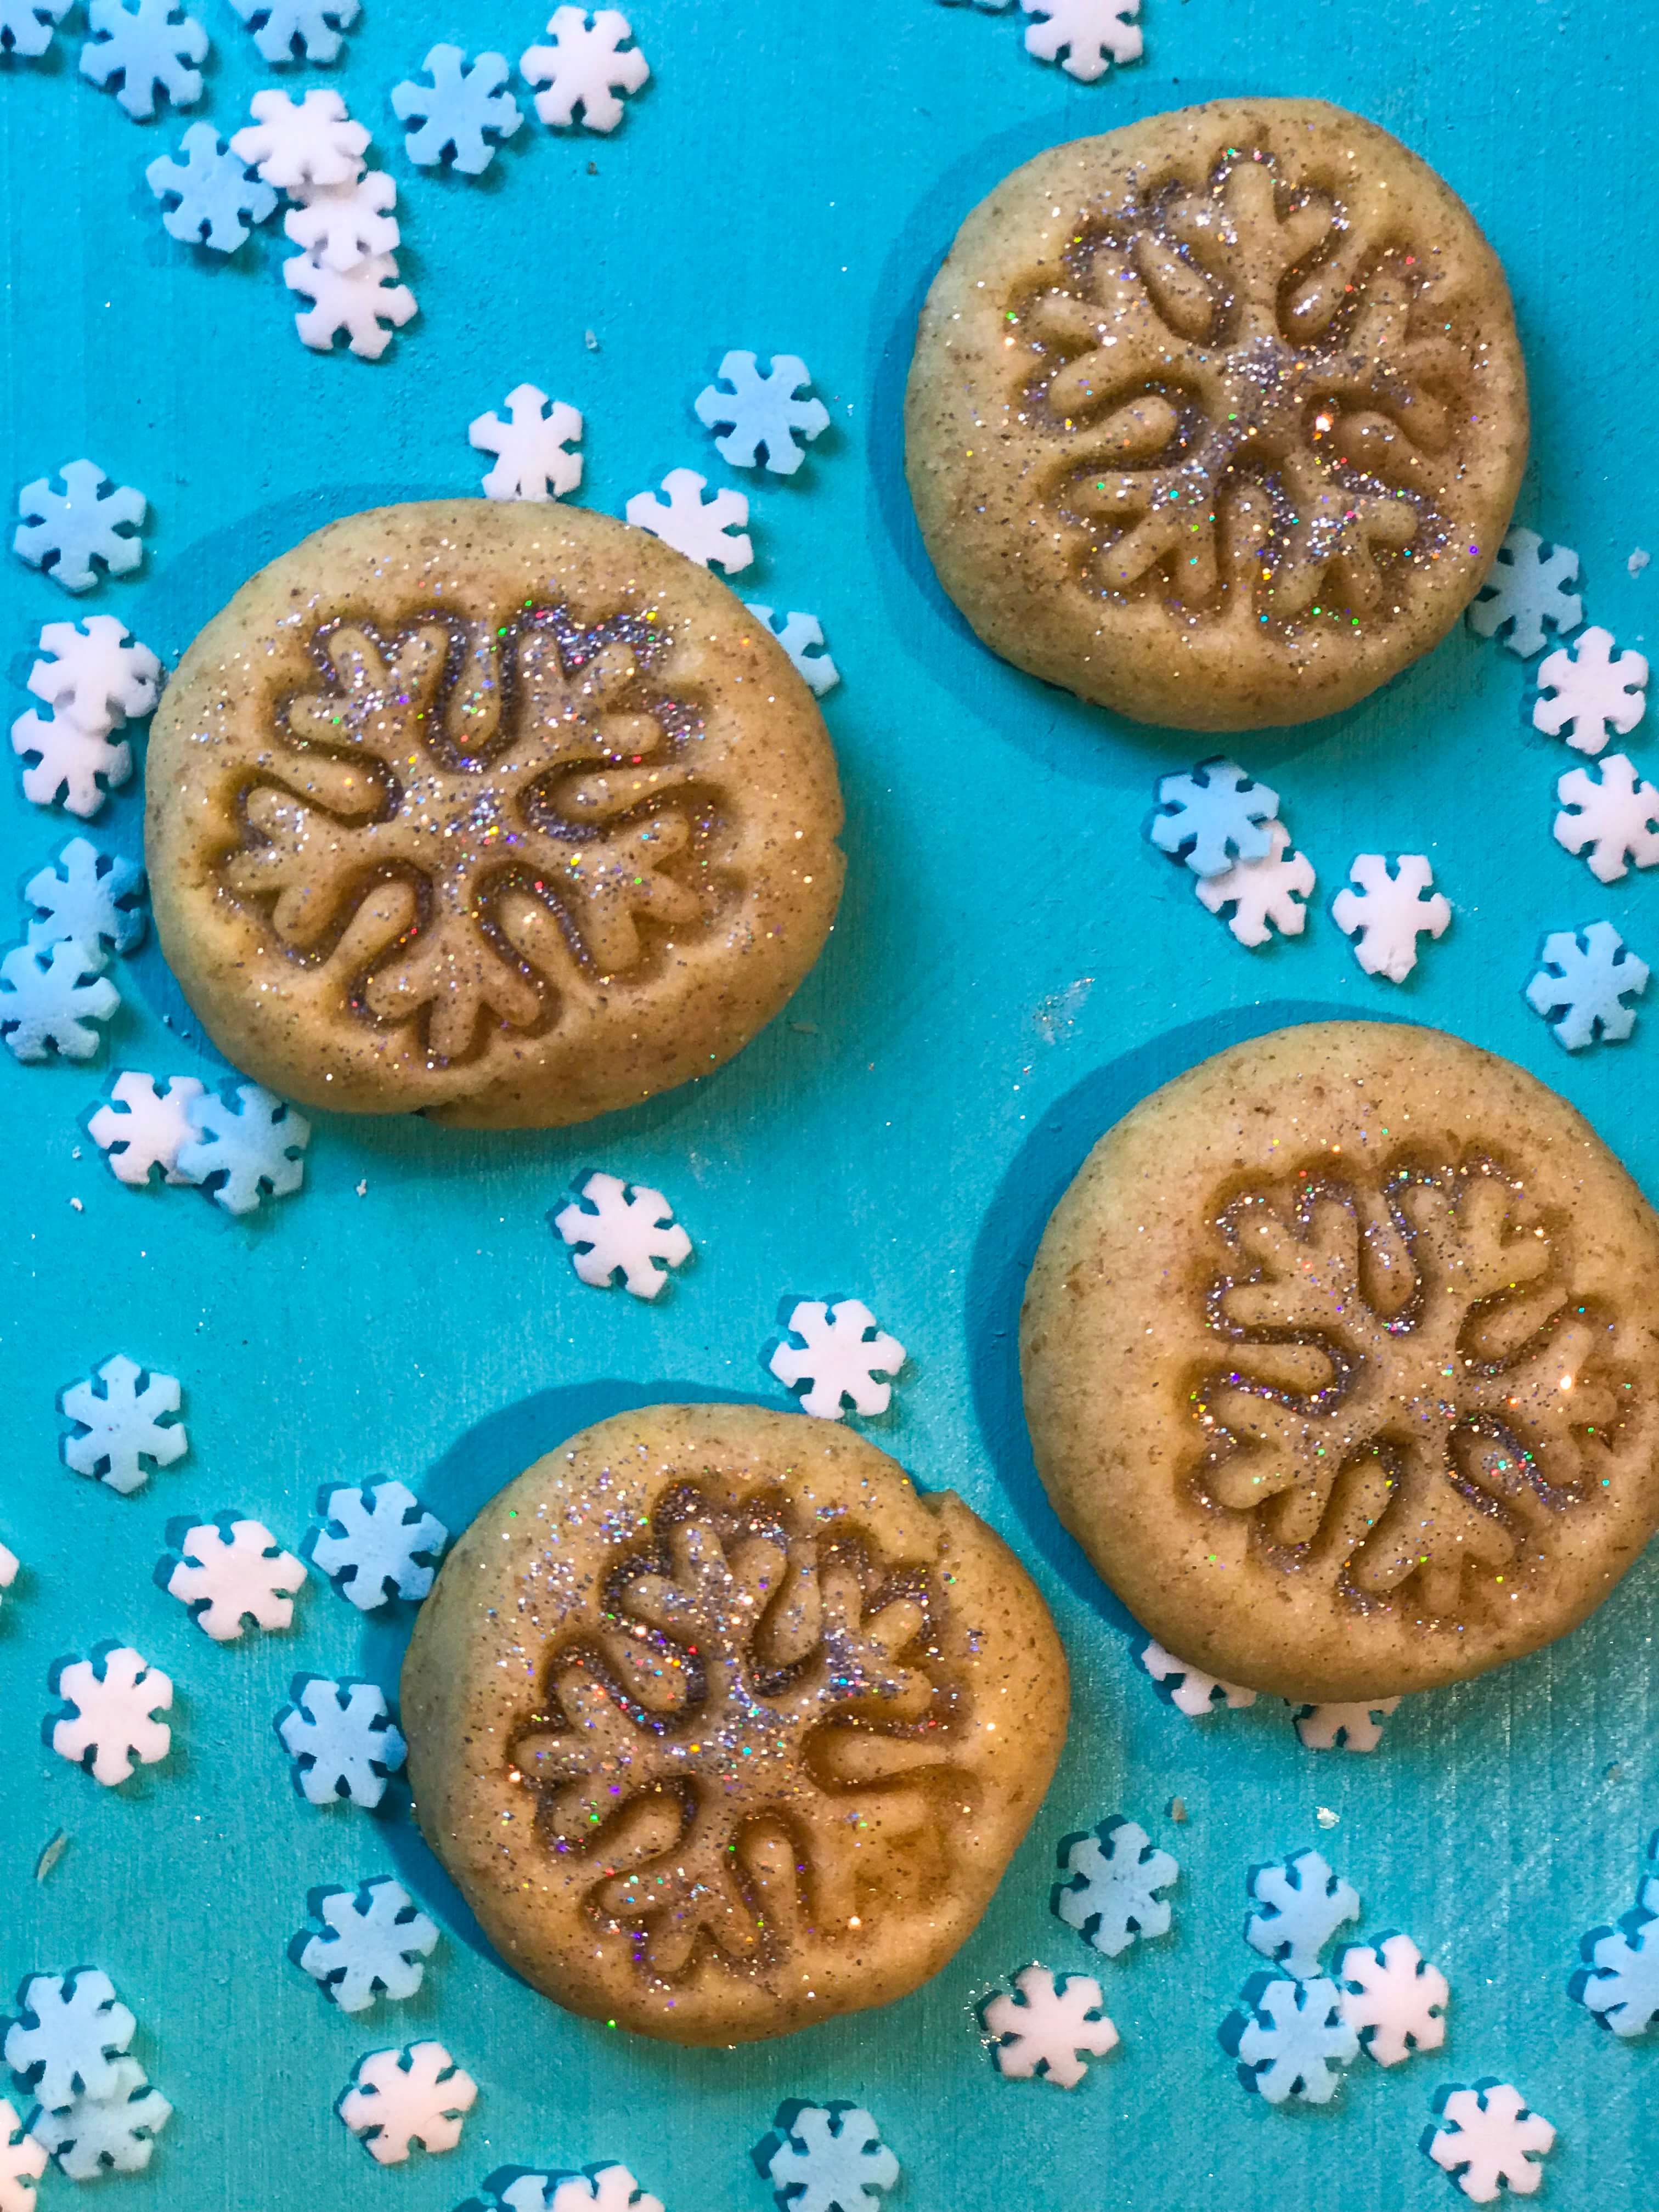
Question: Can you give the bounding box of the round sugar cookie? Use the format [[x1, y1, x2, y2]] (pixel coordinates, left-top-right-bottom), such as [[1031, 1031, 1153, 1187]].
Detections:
[[906, 99, 1528, 730], [402, 1403, 1068, 2045], [145, 501, 844, 1128], [1020, 1023, 1659, 1700]]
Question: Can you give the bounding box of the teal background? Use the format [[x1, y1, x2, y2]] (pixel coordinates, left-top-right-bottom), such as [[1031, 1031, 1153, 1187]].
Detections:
[[0, 0, 1655, 2205]]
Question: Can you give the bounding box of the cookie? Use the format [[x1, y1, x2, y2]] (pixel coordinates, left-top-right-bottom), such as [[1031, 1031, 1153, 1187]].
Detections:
[[145, 501, 844, 1128], [1021, 1023, 1659, 1700], [402, 1403, 1068, 2045], [906, 100, 1528, 730]]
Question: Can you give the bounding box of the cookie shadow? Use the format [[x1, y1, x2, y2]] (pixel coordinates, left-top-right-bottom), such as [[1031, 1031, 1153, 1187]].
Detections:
[[357, 1375, 764, 1978], [965, 998, 1410, 1628]]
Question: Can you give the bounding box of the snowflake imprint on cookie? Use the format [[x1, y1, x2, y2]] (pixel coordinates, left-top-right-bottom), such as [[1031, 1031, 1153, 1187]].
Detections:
[[510, 1482, 967, 1989], [755, 2104, 898, 2212], [554, 1171, 692, 1297], [1014, 144, 1477, 636], [521, 8, 650, 133], [309, 1479, 448, 1610], [1190, 1155, 1630, 1616], [1425, 2081, 1554, 2203], [392, 47, 522, 174], [1052, 1816, 1178, 1956], [163, 1518, 307, 1640], [1020, 0, 1142, 83], [49, 1646, 172, 1786], [60, 1355, 185, 1495], [213, 608, 724, 1065], [277, 1675, 407, 1808], [337, 2041, 476, 2164], [292, 1877, 439, 2012], [981, 1965, 1119, 2087]]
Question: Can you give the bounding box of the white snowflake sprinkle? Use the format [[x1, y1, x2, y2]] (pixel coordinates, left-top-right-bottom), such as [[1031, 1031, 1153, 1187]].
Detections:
[[0, 1541, 16, 1612], [283, 170, 399, 273], [293, 1877, 439, 2013], [1426, 2083, 1554, 2203], [60, 1354, 185, 1494], [1468, 526, 1583, 657], [747, 606, 840, 696], [284, 249, 417, 360], [1194, 819, 1316, 946], [1554, 753, 1659, 882], [758, 2106, 897, 2212], [50, 1647, 172, 1786], [1526, 921, 1649, 1049], [982, 1965, 1119, 2088], [1052, 1816, 1178, 1958], [470, 383, 584, 501], [521, 7, 650, 133], [1330, 853, 1451, 981], [0, 940, 119, 1062], [26, 616, 161, 733], [1338, 1934, 1448, 2066], [165, 1519, 307, 1641], [230, 87, 368, 188], [1533, 626, 1647, 754], [769, 1297, 906, 1419], [624, 468, 752, 572], [25, 839, 144, 961], [11, 712, 132, 819], [1246, 1849, 1361, 1980], [0, 2097, 46, 2212], [87, 1072, 206, 1188], [227, 0, 358, 66], [0, 2, 72, 60], [554, 1171, 691, 1297], [337, 2041, 477, 2164], [1137, 1637, 1257, 1717], [1292, 1699, 1400, 1753], [4, 1971, 135, 2111], [1020, 0, 1142, 82], [309, 1480, 448, 1611], [30, 2057, 171, 2180], [278, 1676, 407, 1808], [14, 462, 146, 596]]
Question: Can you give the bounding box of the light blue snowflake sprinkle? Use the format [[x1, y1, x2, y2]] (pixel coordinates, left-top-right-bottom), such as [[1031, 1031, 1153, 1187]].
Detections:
[[225, 0, 357, 65], [1053, 1815, 1179, 1958], [1223, 1974, 1357, 2105], [78, 0, 208, 122], [0, 0, 72, 57], [1148, 758, 1279, 878], [1526, 921, 1650, 1049], [755, 2103, 899, 2212], [146, 122, 278, 251], [173, 1081, 310, 1214], [390, 45, 523, 175], [15, 461, 147, 594], [1245, 1849, 1361, 1980], [1571, 1831, 1659, 2038], [694, 352, 831, 476], [0, 940, 119, 1063], [747, 606, 840, 697], [25, 837, 146, 960]]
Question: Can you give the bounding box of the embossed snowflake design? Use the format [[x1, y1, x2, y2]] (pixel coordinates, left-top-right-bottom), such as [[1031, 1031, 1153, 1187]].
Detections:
[[1019, 145, 1466, 629], [511, 1486, 962, 1985], [1193, 1160, 1621, 1615], [218, 611, 713, 1063]]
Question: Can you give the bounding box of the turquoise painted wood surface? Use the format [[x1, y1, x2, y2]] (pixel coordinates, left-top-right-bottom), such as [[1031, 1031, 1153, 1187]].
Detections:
[[0, 1, 1655, 2205]]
